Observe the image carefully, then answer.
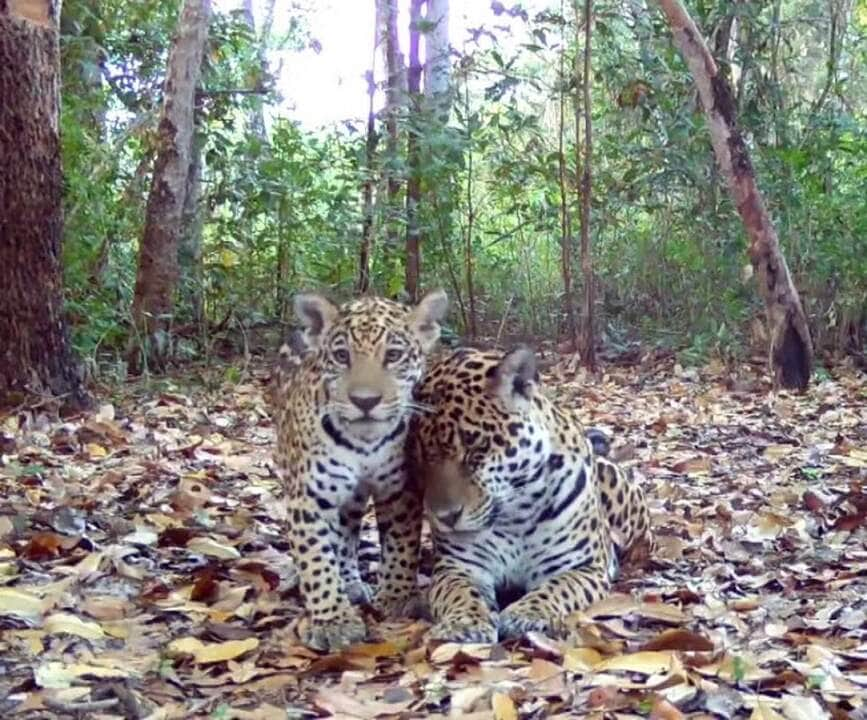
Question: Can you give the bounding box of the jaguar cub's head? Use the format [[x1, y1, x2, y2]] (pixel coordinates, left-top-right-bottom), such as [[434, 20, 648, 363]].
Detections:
[[417, 347, 552, 534], [294, 289, 448, 442]]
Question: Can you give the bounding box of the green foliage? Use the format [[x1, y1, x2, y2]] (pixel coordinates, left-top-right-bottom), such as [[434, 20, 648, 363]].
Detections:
[[57, 0, 866, 372]]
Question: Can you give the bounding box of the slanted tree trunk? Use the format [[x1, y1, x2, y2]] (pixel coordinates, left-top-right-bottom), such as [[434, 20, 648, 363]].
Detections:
[[577, 0, 596, 370], [0, 0, 90, 410], [129, 0, 210, 372], [656, 0, 812, 390], [404, 0, 424, 302], [377, 0, 405, 260]]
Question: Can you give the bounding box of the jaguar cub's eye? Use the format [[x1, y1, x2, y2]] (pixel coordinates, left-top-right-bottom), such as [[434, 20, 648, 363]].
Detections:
[[384, 348, 404, 364], [332, 348, 351, 365]]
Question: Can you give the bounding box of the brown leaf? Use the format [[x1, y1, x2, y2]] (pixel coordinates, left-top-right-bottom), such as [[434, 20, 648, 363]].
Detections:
[[21, 532, 77, 560], [641, 628, 715, 652]]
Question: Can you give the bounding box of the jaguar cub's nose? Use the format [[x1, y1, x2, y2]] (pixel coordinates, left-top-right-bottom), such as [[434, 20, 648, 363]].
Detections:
[[437, 507, 463, 528], [349, 392, 382, 414]]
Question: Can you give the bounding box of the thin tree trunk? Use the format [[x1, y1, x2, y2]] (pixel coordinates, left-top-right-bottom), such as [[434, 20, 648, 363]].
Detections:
[[129, 0, 210, 372], [378, 0, 405, 258], [656, 0, 813, 390], [358, 66, 378, 294], [404, 0, 424, 302], [558, 0, 577, 351], [577, 0, 596, 370], [463, 76, 477, 339], [241, 0, 269, 140], [424, 0, 451, 119], [0, 0, 90, 409]]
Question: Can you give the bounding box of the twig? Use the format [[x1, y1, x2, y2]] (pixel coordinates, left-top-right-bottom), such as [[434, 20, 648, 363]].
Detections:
[[43, 696, 119, 714]]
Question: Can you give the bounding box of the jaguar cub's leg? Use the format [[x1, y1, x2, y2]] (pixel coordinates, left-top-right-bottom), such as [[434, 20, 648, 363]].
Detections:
[[371, 467, 425, 618], [288, 496, 368, 652], [596, 458, 652, 557], [498, 563, 611, 639], [336, 492, 374, 605], [428, 560, 498, 643]]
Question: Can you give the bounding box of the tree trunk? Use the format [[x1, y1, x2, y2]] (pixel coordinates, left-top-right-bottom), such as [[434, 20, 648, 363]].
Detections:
[[558, 0, 577, 352], [241, 0, 269, 141], [0, 0, 90, 410], [357, 67, 378, 294], [656, 0, 812, 390], [377, 0, 405, 259], [423, 0, 450, 119], [179, 115, 205, 330], [577, 0, 596, 370], [404, 0, 424, 302], [129, 0, 210, 372]]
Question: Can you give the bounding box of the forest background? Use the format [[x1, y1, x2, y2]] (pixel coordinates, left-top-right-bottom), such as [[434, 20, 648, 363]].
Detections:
[[57, 0, 866, 382]]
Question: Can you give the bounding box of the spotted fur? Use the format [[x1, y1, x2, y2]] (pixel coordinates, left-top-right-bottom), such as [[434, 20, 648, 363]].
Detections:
[[410, 347, 651, 642], [273, 290, 447, 651]]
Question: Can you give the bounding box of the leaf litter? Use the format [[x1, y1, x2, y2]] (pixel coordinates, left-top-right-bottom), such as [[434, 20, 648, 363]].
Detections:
[[0, 353, 865, 718]]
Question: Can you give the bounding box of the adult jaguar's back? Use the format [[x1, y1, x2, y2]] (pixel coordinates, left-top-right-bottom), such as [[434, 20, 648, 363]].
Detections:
[[410, 346, 651, 642], [273, 289, 447, 651]]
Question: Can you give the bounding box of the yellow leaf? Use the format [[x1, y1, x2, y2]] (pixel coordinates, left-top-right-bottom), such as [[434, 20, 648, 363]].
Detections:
[[0, 587, 45, 618], [35, 661, 131, 689], [750, 702, 785, 720], [44, 613, 105, 640], [594, 650, 677, 674], [85, 442, 108, 459], [167, 636, 259, 664], [186, 536, 241, 559], [763, 444, 794, 459], [219, 248, 239, 268], [492, 691, 518, 720], [564, 646, 602, 671]]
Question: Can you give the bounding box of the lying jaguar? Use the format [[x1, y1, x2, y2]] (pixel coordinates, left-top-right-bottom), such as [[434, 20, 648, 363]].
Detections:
[[410, 346, 652, 642], [272, 289, 447, 651]]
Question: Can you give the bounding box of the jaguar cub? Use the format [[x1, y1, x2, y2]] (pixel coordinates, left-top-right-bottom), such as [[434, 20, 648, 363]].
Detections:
[[273, 289, 447, 651], [410, 347, 651, 642]]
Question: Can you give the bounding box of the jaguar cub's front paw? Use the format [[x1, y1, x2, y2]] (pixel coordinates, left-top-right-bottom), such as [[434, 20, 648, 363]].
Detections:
[[303, 607, 368, 652], [346, 579, 375, 606], [498, 602, 564, 640], [373, 588, 430, 620], [429, 616, 498, 644]]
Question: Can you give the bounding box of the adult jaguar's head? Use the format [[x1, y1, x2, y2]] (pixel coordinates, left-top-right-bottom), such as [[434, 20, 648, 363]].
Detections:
[[294, 289, 448, 443], [413, 347, 554, 534]]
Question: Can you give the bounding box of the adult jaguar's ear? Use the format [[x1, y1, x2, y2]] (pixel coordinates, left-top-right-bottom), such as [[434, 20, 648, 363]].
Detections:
[[294, 293, 339, 348], [490, 346, 538, 408], [409, 288, 448, 353]]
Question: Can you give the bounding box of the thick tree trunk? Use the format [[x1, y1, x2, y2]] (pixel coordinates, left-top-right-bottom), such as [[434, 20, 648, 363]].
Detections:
[[179, 117, 204, 329], [577, 0, 596, 370], [0, 0, 90, 410], [656, 0, 812, 390], [129, 0, 209, 372], [404, 0, 424, 302], [377, 0, 405, 259]]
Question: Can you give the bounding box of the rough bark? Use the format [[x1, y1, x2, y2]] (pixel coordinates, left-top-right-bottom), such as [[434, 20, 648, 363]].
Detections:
[[377, 0, 405, 257], [404, 0, 424, 302], [577, 0, 596, 370], [0, 0, 90, 410], [656, 0, 812, 390], [129, 0, 210, 372], [179, 115, 204, 329]]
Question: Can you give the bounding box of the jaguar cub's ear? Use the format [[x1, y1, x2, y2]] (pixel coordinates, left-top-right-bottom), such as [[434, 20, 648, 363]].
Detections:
[[409, 288, 448, 353], [294, 293, 339, 348], [490, 346, 538, 408]]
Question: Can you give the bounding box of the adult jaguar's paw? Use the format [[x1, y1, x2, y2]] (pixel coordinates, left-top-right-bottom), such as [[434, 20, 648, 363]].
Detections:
[[429, 616, 498, 644], [498, 603, 565, 640], [303, 608, 368, 652]]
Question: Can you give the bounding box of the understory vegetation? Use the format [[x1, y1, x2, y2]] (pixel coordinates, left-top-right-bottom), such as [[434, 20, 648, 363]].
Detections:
[[60, 0, 866, 370]]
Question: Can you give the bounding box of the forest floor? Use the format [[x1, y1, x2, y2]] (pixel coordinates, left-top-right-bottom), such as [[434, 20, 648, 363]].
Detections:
[[0, 350, 865, 720]]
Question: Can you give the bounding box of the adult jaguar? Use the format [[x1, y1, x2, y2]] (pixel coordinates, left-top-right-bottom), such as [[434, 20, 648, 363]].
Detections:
[[410, 346, 652, 642], [272, 289, 447, 651]]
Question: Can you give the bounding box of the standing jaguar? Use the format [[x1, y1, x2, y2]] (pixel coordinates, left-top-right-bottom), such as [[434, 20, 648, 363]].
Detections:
[[410, 346, 652, 642], [272, 289, 447, 651]]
